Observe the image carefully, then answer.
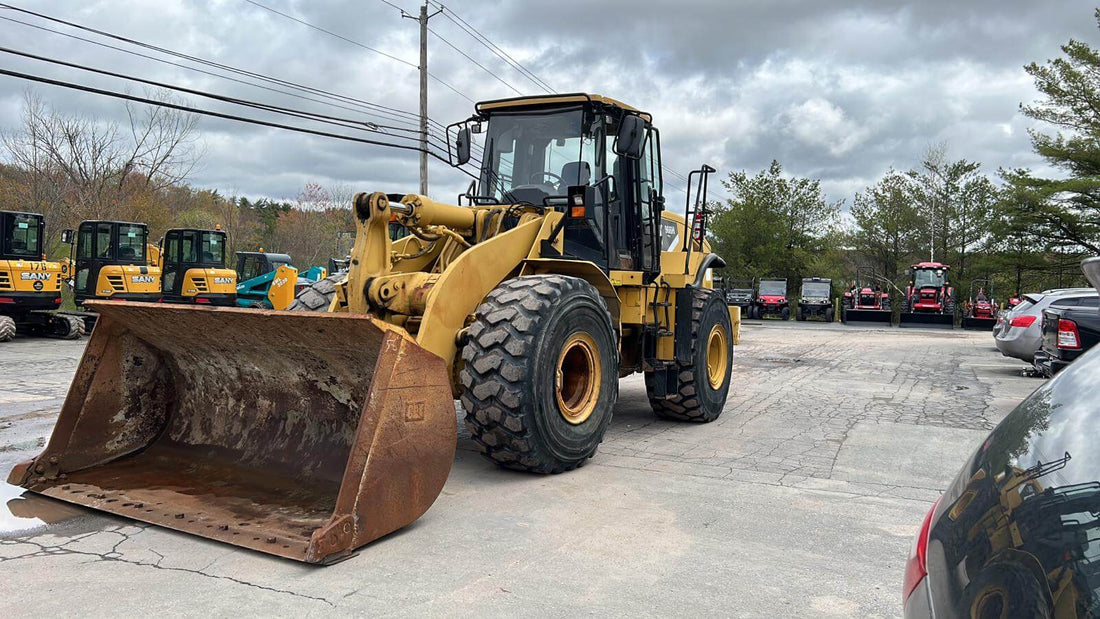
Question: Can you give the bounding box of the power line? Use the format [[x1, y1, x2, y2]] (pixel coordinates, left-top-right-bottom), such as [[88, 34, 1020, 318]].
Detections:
[[429, 2, 555, 94], [0, 6, 482, 156], [427, 25, 524, 96], [0, 6, 432, 128], [240, 0, 475, 104], [0, 46, 458, 152], [0, 65, 482, 177]]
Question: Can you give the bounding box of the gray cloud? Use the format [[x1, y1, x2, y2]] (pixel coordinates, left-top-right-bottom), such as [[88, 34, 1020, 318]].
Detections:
[[0, 0, 1094, 209]]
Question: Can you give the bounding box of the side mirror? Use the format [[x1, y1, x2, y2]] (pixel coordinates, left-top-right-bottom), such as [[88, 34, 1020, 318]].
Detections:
[[61, 229, 74, 245], [455, 127, 471, 166], [614, 115, 646, 159]]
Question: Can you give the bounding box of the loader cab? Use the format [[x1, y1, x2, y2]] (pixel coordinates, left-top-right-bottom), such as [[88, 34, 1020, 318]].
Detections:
[[465, 95, 665, 280], [67, 220, 160, 304], [159, 228, 236, 306]]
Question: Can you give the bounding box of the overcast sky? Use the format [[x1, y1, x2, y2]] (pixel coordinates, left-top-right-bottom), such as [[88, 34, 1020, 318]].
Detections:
[[0, 0, 1095, 210]]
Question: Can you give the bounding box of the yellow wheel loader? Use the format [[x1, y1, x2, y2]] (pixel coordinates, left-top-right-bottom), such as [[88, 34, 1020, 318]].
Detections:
[[9, 94, 733, 564], [0, 210, 84, 342]]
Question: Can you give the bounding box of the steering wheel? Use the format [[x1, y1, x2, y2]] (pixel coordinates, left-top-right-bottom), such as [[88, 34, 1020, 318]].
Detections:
[[529, 171, 562, 185]]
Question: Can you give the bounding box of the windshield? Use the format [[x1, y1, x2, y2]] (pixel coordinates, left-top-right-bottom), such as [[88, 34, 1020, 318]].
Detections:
[[479, 108, 599, 203], [200, 232, 225, 265], [803, 282, 830, 298], [4, 213, 41, 258], [914, 268, 946, 288], [759, 280, 786, 296], [117, 224, 147, 262]]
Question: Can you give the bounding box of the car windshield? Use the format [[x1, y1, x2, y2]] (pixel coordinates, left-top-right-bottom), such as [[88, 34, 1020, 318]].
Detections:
[[4, 213, 41, 257], [479, 108, 598, 203], [759, 280, 786, 295], [117, 224, 147, 262], [803, 282, 830, 297], [914, 268, 946, 288]]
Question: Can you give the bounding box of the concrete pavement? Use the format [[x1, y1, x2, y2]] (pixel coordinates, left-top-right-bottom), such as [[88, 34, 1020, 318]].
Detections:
[[0, 321, 1040, 617]]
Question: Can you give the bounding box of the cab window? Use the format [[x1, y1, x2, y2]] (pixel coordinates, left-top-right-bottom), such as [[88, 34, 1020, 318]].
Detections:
[[7, 213, 41, 257], [181, 232, 198, 263], [116, 225, 146, 262], [77, 226, 94, 259], [201, 232, 225, 265], [96, 223, 112, 258]]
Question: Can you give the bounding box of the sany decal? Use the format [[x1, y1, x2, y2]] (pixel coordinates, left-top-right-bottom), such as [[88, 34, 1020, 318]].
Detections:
[[20, 272, 51, 281], [213, 277, 234, 285], [131, 275, 156, 284]]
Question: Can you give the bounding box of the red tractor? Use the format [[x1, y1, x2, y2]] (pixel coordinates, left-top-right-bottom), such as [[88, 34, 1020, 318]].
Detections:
[[841, 267, 891, 324], [962, 278, 998, 330], [900, 262, 955, 327]]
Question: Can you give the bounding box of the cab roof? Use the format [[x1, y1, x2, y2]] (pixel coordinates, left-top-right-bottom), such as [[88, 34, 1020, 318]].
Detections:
[[912, 261, 949, 270], [475, 93, 652, 122]]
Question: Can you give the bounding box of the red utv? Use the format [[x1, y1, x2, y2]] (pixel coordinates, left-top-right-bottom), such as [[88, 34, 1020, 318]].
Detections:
[[751, 278, 790, 320]]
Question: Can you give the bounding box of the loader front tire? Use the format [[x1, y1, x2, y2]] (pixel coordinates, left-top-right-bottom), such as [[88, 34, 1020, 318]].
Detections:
[[286, 274, 341, 312], [0, 315, 15, 342], [460, 275, 618, 474], [646, 289, 732, 423]]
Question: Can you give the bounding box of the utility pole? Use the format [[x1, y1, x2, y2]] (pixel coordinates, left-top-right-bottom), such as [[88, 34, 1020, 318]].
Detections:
[[403, 3, 442, 196]]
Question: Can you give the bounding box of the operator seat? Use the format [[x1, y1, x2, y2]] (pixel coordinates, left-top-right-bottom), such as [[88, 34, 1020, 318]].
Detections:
[[560, 161, 591, 189]]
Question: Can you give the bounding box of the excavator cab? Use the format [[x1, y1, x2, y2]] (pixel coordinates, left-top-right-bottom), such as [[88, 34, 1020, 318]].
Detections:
[[159, 228, 236, 306], [65, 220, 161, 305]]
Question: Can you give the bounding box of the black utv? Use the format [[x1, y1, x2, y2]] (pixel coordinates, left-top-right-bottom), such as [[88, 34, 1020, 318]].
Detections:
[[798, 277, 834, 322]]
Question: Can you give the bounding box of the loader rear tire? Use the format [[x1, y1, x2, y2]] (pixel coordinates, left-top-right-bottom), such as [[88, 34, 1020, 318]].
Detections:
[[646, 289, 732, 423], [0, 315, 15, 342], [286, 274, 341, 312], [460, 275, 618, 474]]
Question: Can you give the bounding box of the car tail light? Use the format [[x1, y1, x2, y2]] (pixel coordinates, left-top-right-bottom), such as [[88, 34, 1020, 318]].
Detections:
[[1009, 315, 1036, 329], [1058, 319, 1081, 350], [903, 498, 940, 602]]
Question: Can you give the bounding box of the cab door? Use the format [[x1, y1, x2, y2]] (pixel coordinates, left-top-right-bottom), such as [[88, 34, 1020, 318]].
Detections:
[[161, 231, 183, 297], [74, 222, 113, 300]]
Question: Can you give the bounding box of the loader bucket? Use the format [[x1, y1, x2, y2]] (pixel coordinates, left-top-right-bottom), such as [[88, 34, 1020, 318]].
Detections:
[[899, 312, 956, 329], [841, 308, 894, 326], [7, 300, 456, 564], [961, 316, 997, 331]]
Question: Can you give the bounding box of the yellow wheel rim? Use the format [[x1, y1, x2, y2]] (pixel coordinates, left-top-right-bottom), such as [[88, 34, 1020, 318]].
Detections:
[[705, 323, 729, 390], [556, 332, 601, 425]]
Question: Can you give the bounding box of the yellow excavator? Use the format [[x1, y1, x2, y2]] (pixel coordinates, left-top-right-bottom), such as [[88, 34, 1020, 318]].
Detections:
[[10, 94, 734, 564], [0, 210, 84, 342], [59, 220, 162, 305], [157, 227, 237, 305]]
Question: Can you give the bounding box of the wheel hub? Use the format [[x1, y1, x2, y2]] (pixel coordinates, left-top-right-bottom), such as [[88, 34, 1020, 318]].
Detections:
[[555, 332, 600, 425], [705, 323, 728, 390]]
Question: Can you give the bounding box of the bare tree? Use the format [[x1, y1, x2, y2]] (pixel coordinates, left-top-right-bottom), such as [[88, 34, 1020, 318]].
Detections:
[[2, 89, 201, 248]]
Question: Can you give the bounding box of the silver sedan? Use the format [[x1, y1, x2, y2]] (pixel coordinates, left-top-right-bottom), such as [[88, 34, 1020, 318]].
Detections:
[[995, 288, 1097, 362]]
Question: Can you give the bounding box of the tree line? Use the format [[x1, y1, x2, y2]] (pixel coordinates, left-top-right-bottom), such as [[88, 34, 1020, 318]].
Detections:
[[710, 12, 1100, 303], [0, 91, 355, 270]]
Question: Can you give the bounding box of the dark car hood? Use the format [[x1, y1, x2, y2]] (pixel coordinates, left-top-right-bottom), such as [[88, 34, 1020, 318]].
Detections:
[[926, 344, 1100, 614]]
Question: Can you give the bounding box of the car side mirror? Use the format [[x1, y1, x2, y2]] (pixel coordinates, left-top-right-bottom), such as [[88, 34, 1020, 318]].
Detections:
[[61, 229, 74, 245], [454, 127, 471, 166], [614, 115, 646, 159]]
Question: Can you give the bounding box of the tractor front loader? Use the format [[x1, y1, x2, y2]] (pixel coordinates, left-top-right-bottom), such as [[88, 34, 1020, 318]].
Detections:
[[9, 94, 734, 564]]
